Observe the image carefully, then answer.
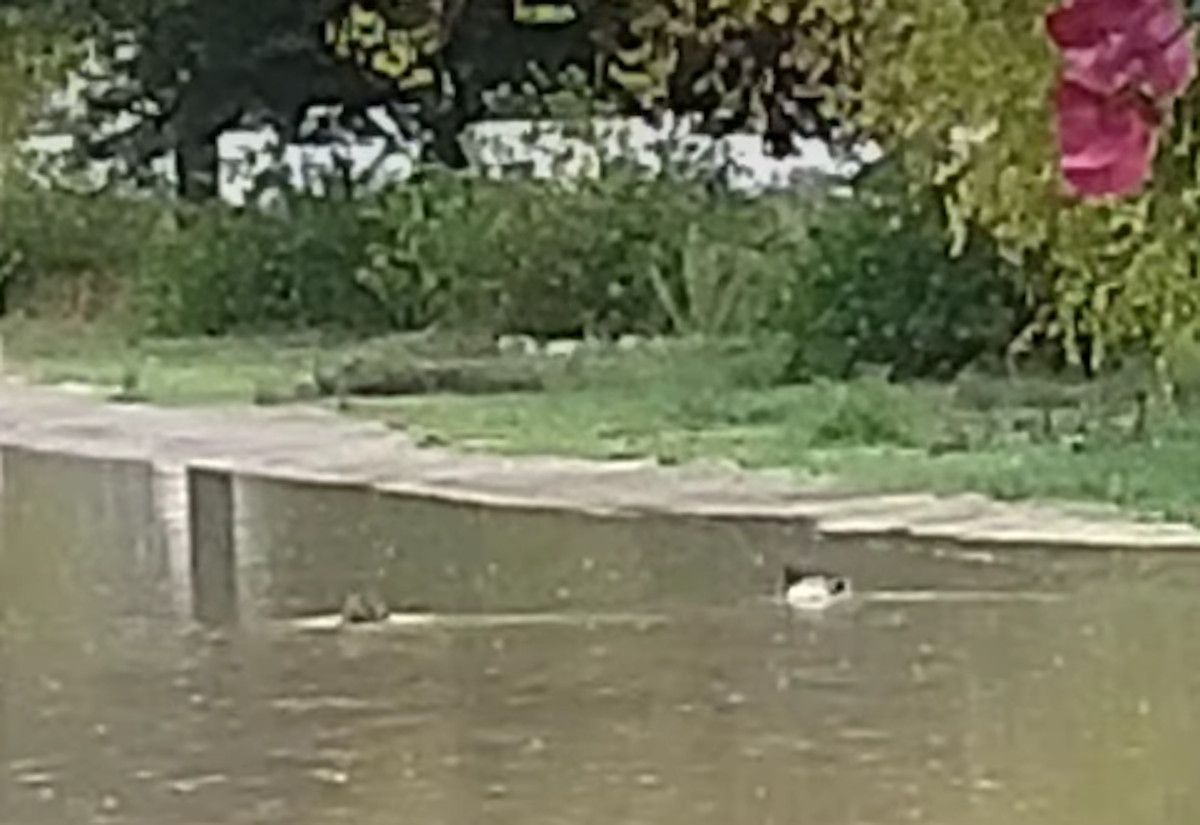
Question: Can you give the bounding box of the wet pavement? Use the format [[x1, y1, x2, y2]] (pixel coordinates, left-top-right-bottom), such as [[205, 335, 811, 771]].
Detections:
[[0, 380, 1197, 550]]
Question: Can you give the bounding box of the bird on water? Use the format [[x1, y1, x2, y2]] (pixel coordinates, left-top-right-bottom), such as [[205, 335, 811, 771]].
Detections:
[[782, 565, 853, 611]]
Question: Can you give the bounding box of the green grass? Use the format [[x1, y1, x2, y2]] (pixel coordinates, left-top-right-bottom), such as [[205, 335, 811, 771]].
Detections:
[[5, 319, 1200, 523], [375, 388, 1200, 523], [0, 319, 325, 405]]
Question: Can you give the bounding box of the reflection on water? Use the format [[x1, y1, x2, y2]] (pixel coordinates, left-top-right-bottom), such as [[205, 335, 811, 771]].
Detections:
[[3, 449, 1200, 824]]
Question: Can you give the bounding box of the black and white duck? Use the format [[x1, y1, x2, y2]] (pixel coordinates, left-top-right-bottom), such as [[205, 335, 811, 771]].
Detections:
[[782, 565, 853, 611]]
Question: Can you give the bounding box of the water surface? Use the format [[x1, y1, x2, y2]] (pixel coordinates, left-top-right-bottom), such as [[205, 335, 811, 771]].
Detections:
[[3, 448, 1200, 824]]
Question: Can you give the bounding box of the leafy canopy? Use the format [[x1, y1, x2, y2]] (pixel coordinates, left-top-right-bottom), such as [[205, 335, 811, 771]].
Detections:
[[860, 0, 1200, 379]]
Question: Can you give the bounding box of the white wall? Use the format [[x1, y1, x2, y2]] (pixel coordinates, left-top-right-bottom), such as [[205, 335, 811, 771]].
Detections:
[[18, 102, 879, 204]]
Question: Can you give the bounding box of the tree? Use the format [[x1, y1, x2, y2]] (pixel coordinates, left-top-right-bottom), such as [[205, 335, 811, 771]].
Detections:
[[859, 0, 1200, 383], [320, 0, 874, 161], [1, 4, 75, 153], [327, 0, 601, 166], [69, 0, 606, 189], [73, 0, 403, 199], [1044, 0, 1195, 197], [2, 3, 81, 314], [45, 0, 871, 197]]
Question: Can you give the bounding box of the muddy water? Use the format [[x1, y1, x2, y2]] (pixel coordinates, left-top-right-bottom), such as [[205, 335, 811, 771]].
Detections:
[[4, 450, 1200, 824]]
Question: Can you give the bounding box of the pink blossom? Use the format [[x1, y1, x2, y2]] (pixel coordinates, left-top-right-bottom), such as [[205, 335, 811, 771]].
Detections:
[[1047, 0, 1194, 98], [1045, 0, 1196, 197], [1054, 79, 1159, 196]]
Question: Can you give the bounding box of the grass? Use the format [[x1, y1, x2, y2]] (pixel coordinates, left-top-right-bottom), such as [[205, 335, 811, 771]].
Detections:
[[0, 318, 320, 405], [5, 319, 1200, 523]]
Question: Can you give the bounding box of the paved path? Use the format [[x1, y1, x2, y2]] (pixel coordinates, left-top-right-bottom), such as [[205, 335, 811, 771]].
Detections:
[[1, 380, 1198, 550]]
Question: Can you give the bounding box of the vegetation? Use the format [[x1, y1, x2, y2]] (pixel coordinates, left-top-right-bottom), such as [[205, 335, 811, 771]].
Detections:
[[0, 168, 1017, 381], [328, 0, 871, 154], [781, 163, 1022, 380], [21, 0, 870, 198], [0, 5, 73, 158], [858, 0, 1200, 387]]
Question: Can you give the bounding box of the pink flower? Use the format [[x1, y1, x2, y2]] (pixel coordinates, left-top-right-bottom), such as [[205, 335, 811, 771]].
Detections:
[[1045, 0, 1196, 196], [1054, 78, 1159, 196], [1047, 0, 1194, 98]]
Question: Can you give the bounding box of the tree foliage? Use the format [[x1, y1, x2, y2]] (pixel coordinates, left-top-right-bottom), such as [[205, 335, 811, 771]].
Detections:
[[860, 0, 1200, 381], [75, 0, 395, 198], [327, 0, 873, 157], [1, 3, 85, 205], [28, 0, 870, 197], [0, 5, 74, 155], [604, 0, 872, 150]]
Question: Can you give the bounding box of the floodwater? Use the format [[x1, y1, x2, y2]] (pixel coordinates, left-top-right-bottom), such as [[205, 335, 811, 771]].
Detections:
[[4, 448, 1200, 824]]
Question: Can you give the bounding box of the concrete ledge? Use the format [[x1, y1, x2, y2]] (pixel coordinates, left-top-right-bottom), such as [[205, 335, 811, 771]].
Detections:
[[2, 381, 1199, 552]]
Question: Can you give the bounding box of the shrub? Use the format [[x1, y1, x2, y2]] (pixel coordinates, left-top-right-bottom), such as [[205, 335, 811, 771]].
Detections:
[[361, 171, 672, 338], [0, 183, 158, 319], [134, 195, 388, 335], [2, 153, 1023, 384], [360, 169, 806, 340], [782, 169, 1023, 381]]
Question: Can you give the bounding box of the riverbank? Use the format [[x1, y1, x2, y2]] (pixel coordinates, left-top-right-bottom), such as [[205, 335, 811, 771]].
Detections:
[[1, 321, 1199, 549]]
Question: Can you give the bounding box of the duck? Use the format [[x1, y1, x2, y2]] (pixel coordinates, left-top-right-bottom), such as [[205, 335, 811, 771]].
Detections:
[[782, 565, 853, 611], [340, 590, 391, 625]]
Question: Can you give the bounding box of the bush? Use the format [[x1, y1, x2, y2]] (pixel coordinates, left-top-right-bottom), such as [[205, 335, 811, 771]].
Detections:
[[0, 185, 393, 335], [0, 183, 158, 320], [361, 171, 669, 338], [781, 170, 1023, 381], [360, 169, 803, 340], [134, 196, 388, 335], [2, 158, 1024, 383]]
